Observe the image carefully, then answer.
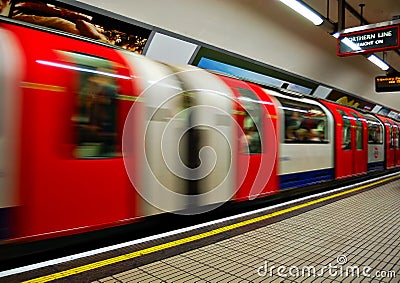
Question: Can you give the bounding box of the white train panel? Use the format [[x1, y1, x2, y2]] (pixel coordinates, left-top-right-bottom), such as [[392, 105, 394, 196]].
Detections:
[[122, 52, 187, 215], [269, 92, 335, 189], [0, 28, 23, 210], [280, 143, 333, 174], [173, 66, 236, 209]]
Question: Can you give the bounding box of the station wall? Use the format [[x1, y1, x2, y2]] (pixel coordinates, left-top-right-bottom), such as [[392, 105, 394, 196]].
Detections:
[[74, 0, 400, 110]]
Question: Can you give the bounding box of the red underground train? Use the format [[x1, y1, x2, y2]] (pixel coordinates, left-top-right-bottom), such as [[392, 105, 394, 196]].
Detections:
[[0, 17, 400, 246]]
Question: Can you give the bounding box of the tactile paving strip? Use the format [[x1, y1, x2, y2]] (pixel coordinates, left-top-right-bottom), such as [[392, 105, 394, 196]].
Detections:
[[93, 180, 400, 283]]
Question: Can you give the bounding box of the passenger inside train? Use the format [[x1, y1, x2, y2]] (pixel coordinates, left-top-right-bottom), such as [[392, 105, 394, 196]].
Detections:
[[283, 101, 328, 143]]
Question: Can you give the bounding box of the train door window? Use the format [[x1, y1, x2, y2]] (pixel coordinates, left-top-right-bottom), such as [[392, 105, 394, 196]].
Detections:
[[393, 124, 399, 148], [236, 88, 262, 154], [337, 110, 351, 150], [67, 52, 119, 158], [367, 120, 383, 144], [350, 112, 363, 150], [389, 123, 394, 149], [278, 98, 328, 143]]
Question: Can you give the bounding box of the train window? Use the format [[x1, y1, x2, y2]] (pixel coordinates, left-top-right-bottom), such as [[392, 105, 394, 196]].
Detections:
[[68, 52, 119, 158], [350, 112, 363, 150], [278, 98, 328, 143], [236, 88, 262, 154], [367, 120, 383, 144], [337, 110, 351, 150]]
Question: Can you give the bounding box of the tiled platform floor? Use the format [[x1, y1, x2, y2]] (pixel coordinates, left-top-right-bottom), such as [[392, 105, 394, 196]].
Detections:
[[94, 181, 400, 283]]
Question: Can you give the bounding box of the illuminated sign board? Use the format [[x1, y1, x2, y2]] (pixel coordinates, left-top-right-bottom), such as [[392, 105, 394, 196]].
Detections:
[[375, 75, 400, 92], [338, 25, 400, 56]]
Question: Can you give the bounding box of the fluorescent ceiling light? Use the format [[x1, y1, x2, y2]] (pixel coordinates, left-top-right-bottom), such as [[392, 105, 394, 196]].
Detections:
[[341, 39, 390, 71], [367, 55, 390, 71], [279, 0, 324, 25], [341, 37, 362, 51]]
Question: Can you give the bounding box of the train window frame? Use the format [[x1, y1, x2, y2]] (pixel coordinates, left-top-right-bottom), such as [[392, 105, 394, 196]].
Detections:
[[66, 52, 119, 159], [236, 88, 262, 154], [337, 110, 351, 150], [395, 125, 400, 149], [350, 112, 363, 150], [388, 123, 394, 149], [278, 98, 329, 144], [366, 119, 383, 145]]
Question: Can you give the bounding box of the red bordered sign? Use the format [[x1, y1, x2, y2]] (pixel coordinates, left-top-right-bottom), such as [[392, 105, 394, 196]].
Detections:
[[337, 25, 400, 57]]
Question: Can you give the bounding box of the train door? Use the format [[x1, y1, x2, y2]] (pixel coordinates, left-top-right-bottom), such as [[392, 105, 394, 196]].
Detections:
[[122, 54, 190, 216], [379, 116, 395, 169], [248, 83, 279, 196], [349, 111, 367, 175], [174, 68, 236, 212], [393, 123, 400, 167], [0, 33, 6, 239], [336, 109, 353, 178], [217, 75, 278, 201], [363, 113, 385, 171], [387, 121, 395, 168], [0, 27, 22, 240], [396, 123, 400, 167], [320, 101, 367, 178]]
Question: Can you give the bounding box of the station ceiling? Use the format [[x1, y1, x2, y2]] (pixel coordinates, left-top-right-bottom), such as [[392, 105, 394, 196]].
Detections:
[[75, 0, 400, 109], [346, 0, 400, 24], [306, 0, 400, 27], [304, 0, 400, 71]]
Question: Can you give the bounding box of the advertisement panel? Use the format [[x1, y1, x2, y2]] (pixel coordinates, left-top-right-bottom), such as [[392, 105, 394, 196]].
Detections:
[[1, 0, 151, 54]]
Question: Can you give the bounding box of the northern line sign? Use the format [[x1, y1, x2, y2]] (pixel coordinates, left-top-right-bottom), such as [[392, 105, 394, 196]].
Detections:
[[337, 25, 400, 57]]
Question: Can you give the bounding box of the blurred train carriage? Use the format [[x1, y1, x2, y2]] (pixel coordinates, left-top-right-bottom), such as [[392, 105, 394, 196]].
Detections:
[[1, 15, 400, 248]]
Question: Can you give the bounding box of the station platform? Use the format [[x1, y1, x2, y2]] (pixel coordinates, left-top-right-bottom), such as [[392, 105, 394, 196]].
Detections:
[[2, 174, 400, 283]]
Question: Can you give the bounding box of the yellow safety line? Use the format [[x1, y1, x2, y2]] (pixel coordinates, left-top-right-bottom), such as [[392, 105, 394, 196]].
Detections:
[[23, 174, 399, 283]]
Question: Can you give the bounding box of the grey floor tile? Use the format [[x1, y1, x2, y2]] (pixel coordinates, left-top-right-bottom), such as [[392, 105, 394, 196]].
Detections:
[[92, 179, 400, 283]]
